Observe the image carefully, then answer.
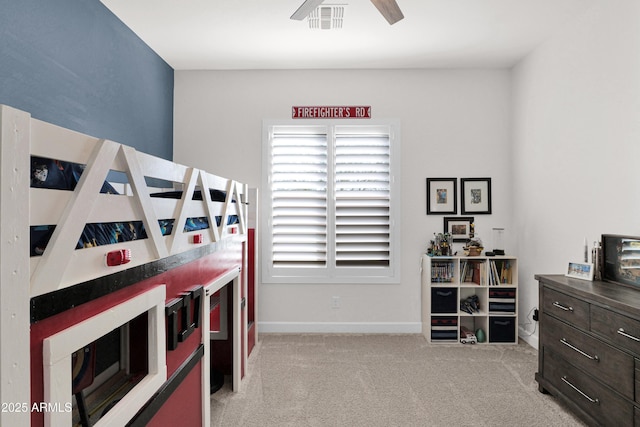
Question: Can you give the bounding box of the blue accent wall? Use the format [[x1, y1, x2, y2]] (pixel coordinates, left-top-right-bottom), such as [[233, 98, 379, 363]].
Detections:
[[0, 0, 173, 160]]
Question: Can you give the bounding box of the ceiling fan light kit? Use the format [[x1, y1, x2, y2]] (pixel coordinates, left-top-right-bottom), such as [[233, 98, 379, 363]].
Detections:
[[291, 0, 403, 25], [308, 6, 345, 30]]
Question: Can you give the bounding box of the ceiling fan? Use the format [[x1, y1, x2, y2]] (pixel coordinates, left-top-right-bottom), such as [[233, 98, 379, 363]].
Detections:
[[291, 0, 404, 25]]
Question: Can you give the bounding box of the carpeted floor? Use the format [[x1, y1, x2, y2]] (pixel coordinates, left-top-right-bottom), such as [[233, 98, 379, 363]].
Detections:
[[211, 334, 586, 426]]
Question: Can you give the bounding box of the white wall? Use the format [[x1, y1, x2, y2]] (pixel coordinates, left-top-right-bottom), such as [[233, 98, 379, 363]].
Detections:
[[512, 0, 640, 347], [174, 69, 512, 333]]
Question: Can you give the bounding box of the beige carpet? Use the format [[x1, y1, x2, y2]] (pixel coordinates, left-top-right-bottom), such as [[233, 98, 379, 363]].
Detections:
[[211, 334, 586, 426]]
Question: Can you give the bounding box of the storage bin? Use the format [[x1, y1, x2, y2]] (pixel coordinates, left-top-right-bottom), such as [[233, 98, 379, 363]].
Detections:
[[488, 288, 516, 314], [431, 288, 457, 313], [431, 316, 458, 341], [489, 316, 516, 343]]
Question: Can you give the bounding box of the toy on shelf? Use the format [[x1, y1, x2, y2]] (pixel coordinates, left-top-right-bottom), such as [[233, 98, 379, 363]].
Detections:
[[460, 325, 477, 344], [460, 295, 480, 315]]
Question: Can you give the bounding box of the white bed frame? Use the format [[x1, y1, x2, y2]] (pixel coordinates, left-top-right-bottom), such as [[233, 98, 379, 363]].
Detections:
[[0, 105, 249, 426]]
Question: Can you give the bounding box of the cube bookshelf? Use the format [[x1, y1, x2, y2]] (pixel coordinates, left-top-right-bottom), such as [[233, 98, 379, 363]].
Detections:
[[421, 255, 518, 344]]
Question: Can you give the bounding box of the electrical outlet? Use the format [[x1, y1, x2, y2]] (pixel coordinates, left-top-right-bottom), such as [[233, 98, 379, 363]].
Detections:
[[533, 309, 539, 322], [331, 296, 340, 309]]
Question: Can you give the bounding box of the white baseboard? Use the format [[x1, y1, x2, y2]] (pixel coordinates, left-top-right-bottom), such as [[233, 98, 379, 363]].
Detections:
[[258, 321, 422, 334], [519, 326, 539, 350]]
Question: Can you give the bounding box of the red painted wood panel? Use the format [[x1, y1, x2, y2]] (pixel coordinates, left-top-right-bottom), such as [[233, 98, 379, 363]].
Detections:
[[148, 360, 203, 427], [30, 243, 242, 426], [247, 228, 256, 356]]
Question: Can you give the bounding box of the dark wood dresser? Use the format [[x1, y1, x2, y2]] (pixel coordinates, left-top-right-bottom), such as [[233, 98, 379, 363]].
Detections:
[[536, 274, 640, 426]]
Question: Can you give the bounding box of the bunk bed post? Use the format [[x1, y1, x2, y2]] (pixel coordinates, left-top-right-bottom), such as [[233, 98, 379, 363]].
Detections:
[[0, 105, 31, 426]]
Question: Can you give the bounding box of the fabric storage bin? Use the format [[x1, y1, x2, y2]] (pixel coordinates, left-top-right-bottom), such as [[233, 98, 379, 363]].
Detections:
[[488, 302, 516, 313], [489, 288, 516, 313], [489, 316, 516, 343], [431, 288, 457, 313], [488, 289, 516, 299], [431, 316, 458, 341]]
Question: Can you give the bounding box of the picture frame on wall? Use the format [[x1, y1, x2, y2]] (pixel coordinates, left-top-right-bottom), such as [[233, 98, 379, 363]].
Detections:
[[444, 216, 474, 242], [426, 178, 457, 214], [461, 178, 492, 215]]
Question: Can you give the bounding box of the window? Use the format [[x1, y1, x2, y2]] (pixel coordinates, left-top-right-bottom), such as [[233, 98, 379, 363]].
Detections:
[[262, 121, 401, 284]]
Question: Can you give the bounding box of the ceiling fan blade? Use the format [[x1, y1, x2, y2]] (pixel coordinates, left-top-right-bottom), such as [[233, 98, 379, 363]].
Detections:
[[291, 0, 325, 20], [370, 0, 404, 25]]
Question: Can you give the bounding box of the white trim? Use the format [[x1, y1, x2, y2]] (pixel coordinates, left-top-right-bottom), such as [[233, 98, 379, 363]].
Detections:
[[261, 119, 402, 285], [0, 105, 31, 427], [23, 109, 248, 297], [209, 286, 229, 341], [258, 321, 421, 334], [202, 268, 242, 425], [42, 286, 167, 427], [31, 139, 120, 295]]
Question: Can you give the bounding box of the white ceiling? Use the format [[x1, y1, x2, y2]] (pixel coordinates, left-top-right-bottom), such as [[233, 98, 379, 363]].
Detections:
[[100, 0, 596, 70]]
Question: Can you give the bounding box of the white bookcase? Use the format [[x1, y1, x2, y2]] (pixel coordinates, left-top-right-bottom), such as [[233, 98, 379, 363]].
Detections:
[[421, 255, 518, 344]]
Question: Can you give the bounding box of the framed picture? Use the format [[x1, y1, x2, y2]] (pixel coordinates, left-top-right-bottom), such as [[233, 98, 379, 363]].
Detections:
[[565, 261, 594, 281], [444, 216, 474, 242], [461, 178, 492, 215], [426, 178, 457, 214]]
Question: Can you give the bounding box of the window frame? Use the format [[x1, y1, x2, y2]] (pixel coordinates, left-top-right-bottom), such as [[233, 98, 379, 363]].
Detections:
[[261, 119, 401, 284]]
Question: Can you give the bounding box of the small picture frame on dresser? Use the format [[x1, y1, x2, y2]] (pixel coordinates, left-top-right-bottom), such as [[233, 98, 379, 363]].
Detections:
[[565, 261, 594, 281]]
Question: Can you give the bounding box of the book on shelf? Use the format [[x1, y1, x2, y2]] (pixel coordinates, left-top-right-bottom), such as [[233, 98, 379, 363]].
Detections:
[[460, 260, 485, 285], [488, 259, 513, 285], [431, 261, 454, 283]]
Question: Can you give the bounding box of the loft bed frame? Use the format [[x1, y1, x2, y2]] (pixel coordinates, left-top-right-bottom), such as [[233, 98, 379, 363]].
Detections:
[[0, 105, 253, 426]]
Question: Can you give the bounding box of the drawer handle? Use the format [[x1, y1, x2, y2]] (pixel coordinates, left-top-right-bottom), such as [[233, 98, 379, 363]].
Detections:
[[561, 376, 600, 405], [436, 291, 453, 297], [552, 301, 573, 312], [560, 338, 599, 361], [617, 328, 640, 342]]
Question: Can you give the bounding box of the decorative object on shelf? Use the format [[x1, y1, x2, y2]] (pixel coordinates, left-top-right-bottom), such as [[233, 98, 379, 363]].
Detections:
[[427, 232, 453, 256], [475, 328, 486, 343], [565, 261, 594, 281], [443, 216, 474, 242], [460, 295, 480, 314], [464, 222, 484, 256], [461, 178, 492, 215], [492, 227, 505, 255], [464, 239, 484, 256], [426, 178, 457, 214], [460, 326, 477, 344], [591, 241, 602, 281]]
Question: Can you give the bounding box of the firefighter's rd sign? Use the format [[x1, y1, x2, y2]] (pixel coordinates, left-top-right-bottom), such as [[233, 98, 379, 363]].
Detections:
[[292, 106, 371, 119]]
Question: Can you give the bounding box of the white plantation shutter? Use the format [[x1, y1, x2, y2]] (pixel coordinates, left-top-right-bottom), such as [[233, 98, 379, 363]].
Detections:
[[263, 121, 400, 284], [271, 130, 328, 268], [335, 130, 390, 267]]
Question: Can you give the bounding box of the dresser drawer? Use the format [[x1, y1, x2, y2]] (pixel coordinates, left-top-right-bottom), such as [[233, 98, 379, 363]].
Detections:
[[541, 313, 634, 399], [541, 287, 590, 330], [543, 348, 633, 427], [591, 305, 640, 356]]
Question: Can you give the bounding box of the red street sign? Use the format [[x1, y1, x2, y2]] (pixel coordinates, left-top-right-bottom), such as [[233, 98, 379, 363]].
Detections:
[[292, 106, 371, 119]]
